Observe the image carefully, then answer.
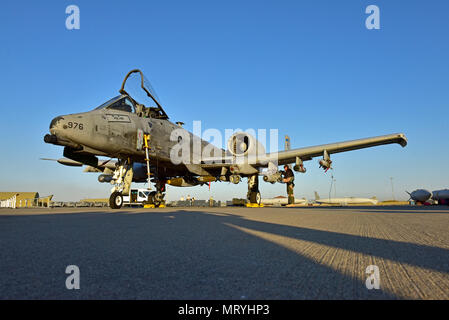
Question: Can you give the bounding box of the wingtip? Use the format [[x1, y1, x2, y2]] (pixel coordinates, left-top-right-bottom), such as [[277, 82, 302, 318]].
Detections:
[[397, 133, 408, 147]]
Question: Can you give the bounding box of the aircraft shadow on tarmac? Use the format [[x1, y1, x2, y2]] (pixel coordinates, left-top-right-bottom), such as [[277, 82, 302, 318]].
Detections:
[[162, 209, 449, 274], [1, 209, 448, 299]]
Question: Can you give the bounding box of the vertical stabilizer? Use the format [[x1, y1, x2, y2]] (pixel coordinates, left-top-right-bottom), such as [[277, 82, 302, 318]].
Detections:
[[285, 135, 291, 169], [285, 135, 291, 151]]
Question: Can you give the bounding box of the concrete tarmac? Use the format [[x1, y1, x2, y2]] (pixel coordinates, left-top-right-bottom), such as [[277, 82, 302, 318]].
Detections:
[[0, 206, 448, 299]]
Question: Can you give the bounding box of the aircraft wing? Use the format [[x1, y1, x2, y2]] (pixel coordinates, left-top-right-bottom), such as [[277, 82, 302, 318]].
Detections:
[[269, 133, 407, 166], [199, 133, 407, 169]]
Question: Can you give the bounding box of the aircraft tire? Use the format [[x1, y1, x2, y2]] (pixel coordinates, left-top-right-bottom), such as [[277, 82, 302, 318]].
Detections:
[[109, 192, 123, 209], [249, 191, 261, 205], [148, 191, 156, 204], [149, 191, 162, 207]]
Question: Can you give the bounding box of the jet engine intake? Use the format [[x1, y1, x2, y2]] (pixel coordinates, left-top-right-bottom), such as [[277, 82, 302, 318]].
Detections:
[[227, 132, 266, 157]]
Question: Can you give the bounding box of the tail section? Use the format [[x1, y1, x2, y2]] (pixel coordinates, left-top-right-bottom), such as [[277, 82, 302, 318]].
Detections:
[[285, 135, 291, 169], [285, 135, 291, 151], [314, 191, 320, 200]]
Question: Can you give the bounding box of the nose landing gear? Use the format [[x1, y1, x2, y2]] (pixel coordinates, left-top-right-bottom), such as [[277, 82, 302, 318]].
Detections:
[[108, 160, 133, 209], [109, 191, 124, 209]]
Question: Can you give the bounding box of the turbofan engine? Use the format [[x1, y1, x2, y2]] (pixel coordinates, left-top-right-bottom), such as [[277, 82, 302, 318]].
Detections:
[[227, 132, 266, 158]]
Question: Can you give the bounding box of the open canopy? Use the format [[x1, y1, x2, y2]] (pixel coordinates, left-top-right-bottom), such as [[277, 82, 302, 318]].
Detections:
[[119, 69, 169, 119]]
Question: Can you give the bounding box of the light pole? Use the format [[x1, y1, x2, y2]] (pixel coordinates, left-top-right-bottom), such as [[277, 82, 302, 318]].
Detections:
[[329, 173, 335, 200]]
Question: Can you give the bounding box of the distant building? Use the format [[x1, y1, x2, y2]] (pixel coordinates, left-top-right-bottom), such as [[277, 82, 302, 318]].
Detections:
[[0, 192, 39, 208]]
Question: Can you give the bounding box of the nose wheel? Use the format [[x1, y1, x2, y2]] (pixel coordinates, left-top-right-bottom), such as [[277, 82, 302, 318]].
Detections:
[[109, 192, 123, 209], [109, 160, 133, 209]]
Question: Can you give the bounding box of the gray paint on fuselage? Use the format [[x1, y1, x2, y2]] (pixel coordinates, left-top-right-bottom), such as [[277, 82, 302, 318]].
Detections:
[[51, 105, 224, 176]]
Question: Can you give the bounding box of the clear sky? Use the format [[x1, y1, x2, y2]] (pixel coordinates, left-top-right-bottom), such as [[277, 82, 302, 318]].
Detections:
[[0, 0, 448, 202]]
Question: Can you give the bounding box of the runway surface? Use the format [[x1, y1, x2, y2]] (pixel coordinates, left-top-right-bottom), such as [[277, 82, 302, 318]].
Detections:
[[1, 206, 448, 300]]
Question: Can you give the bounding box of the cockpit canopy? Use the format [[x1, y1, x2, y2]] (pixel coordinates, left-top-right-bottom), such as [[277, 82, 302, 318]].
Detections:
[[93, 69, 169, 119], [95, 95, 135, 113], [119, 69, 169, 119], [94, 94, 168, 119]]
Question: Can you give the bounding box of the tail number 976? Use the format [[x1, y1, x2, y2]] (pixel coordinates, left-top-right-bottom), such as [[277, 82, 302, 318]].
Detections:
[[68, 122, 84, 130]]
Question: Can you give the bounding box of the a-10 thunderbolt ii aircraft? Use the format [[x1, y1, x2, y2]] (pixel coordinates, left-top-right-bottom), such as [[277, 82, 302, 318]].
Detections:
[[44, 69, 408, 209]]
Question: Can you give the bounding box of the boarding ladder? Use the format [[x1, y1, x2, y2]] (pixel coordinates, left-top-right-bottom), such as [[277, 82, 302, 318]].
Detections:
[[143, 134, 151, 190]]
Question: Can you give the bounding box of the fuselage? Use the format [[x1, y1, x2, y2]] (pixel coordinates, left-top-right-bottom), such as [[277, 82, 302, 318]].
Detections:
[[45, 95, 224, 176]]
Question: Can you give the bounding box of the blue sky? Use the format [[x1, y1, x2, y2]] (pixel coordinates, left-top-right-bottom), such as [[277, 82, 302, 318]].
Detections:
[[0, 0, 448, 201]]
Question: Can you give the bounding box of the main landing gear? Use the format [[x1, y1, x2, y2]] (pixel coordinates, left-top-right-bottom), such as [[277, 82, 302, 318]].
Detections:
[[247, 174, 262, 207], [145, 180, 165, 208]]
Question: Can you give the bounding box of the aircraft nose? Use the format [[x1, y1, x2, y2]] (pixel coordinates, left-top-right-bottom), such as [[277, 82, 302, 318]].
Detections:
[[49, 116, 64, 132]]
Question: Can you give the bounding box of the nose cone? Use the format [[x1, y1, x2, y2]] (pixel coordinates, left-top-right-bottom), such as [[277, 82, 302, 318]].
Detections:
[[50, 116, 64, 131], [49, 116, 65, 135]]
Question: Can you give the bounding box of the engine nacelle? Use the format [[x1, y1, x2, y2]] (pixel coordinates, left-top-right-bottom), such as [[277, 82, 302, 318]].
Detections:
[[227, 132, 266, 158], [263, 172, 283, 184]]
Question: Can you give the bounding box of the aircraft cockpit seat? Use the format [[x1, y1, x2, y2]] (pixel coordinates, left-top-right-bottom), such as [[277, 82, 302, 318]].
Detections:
[[135, 104, 144, 117], [144, 108, 154, 118]]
